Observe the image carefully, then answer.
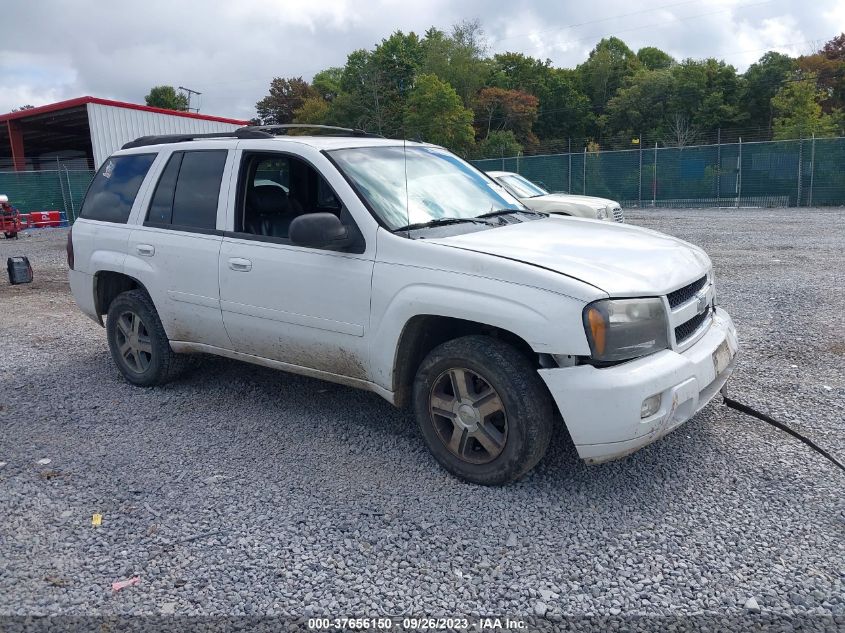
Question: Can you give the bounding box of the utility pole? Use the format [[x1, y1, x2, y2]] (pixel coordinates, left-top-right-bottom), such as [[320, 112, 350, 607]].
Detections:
[[178, 86, 202, 113]]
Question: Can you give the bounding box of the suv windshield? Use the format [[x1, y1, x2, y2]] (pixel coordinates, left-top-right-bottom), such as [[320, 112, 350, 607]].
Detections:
[[497, 174, 548, 198], [329, 146, 523, 230]]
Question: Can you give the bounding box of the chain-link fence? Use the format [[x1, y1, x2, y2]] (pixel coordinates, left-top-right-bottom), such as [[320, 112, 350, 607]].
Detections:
[[0, 165, 94, 225], [473, 136, 845, 207]]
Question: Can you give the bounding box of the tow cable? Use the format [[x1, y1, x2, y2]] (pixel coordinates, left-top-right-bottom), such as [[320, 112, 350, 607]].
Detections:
[[721, 386, 844, 474]]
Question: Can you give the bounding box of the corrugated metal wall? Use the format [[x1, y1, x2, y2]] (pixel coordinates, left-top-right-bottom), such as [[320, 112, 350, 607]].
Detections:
[[86, 103, 243, 167]]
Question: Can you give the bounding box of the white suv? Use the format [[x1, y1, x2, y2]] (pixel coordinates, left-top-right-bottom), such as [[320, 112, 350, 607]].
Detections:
[[68, 126, 738, 485]]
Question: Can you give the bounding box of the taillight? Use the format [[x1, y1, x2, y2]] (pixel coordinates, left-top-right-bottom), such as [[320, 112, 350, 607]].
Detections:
[[66, 225, 74, 270]]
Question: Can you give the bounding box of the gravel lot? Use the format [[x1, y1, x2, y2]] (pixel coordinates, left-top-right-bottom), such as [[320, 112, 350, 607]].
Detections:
[[1, 209, 843, 628]]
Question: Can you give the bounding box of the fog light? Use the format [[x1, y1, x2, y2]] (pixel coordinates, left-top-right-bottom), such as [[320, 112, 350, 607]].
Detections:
[[641, 394, 662, 419]]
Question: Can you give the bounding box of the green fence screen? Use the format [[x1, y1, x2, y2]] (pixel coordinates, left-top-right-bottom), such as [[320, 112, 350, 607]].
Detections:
[[473, 136, 845, 207], [0, 169, 94, 224]]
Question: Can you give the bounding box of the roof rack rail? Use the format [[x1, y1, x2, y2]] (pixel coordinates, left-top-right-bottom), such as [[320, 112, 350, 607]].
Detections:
[[121, 124, 383, 150], [242, 124, 383, 138]]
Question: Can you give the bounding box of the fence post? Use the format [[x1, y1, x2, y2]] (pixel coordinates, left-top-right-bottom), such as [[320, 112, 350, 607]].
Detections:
[[652, 142, 657, 207], [808, 134, 815, 207], [63, 166, 76, 223], [583, 146, 587, 195], [568, 138, 572, 194], [736, 137, 742, 208], [716, 128, 721, 207], [797, 137, 803, 207], [56, 156, 70, 218], [638, 132, 643, 207]]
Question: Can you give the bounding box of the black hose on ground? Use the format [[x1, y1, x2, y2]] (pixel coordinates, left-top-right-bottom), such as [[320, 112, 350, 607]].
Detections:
[[721, 387, 844, 474]]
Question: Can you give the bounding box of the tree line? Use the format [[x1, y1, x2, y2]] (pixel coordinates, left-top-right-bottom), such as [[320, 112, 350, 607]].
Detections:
[[162, 25, 845, 158]]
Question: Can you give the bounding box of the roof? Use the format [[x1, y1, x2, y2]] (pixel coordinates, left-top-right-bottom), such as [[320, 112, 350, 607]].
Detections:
[[0, 96, 249, 125]]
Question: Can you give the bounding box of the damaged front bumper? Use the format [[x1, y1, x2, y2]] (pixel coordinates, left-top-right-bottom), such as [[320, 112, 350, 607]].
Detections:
[[539, 307, 739, 463]]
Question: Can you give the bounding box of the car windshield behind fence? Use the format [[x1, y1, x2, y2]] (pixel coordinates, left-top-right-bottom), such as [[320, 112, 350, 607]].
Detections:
[[329, 146, 522, 230], [500, 174, 548, 198]]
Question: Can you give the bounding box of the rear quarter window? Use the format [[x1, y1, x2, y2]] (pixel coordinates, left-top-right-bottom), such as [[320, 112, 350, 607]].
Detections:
[[80, 154, 156, 223]]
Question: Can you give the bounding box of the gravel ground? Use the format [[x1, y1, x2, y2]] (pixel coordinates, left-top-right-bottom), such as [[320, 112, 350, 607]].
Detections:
[[0, 210, 843, 629]]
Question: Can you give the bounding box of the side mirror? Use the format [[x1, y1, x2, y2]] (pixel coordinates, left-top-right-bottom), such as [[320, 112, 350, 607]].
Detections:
[[289, 213, 354, 249]]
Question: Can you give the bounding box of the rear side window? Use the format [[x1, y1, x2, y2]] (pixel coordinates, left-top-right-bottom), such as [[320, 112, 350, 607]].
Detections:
[[80, 154, 156, 223], [145, 150, 227, 231]]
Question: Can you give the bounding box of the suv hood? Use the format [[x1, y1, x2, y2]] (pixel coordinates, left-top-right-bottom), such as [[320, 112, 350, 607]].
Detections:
[[427, 216, 710, 296]]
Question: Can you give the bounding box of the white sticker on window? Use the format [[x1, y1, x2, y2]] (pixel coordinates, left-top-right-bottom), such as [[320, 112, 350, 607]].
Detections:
[[102, 159, 115, 179]]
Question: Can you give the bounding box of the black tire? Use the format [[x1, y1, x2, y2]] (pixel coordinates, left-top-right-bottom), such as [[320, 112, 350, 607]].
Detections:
[[4, 232, 16, 239], [413, 335, 554, 485], [106, 289, 189, 387]]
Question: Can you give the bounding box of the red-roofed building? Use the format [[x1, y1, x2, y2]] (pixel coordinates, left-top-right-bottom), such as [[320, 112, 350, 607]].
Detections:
[[0, 96, 249, 171]]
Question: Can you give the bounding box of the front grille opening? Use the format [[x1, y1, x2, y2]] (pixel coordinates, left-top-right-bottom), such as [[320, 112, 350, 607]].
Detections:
[[612, 207, 624, 222], [667, 275, 707, 309], [675, 306, 711, 343]]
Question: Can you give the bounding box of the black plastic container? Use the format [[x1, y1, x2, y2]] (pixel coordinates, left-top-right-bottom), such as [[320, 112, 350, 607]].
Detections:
[[7, 256, 33, 285]]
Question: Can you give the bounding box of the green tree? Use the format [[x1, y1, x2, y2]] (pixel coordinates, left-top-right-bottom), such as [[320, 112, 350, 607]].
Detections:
[[472, 130, 522, 159], [742, 52, 797, 129], [577, 37, 640, 112], [403, 74, 475, 153], [669, 58, 746, 131], [420, 20, 490, 106], [636, 47, 675, 71], [293, 96, 331, 125], [604, 69, 675, 141], [144, 86, 188, 111], [771, 80, 838, 139], [312, 67, 344, 101], [255, 77, 317, 125]]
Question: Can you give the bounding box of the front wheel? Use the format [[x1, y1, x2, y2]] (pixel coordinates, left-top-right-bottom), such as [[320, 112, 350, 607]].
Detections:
[[106, 289, 188, 386], [413, 335, 554, 485], [4, 232, 16, 239]]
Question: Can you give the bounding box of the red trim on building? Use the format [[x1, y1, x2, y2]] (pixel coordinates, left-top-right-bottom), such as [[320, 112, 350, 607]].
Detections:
[[0, 96, 249, 125]]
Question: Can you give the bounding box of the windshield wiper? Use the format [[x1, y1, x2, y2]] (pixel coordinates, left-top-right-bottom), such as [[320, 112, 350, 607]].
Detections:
[[476, 208, 546, 219], [393, 217, 489, 232]]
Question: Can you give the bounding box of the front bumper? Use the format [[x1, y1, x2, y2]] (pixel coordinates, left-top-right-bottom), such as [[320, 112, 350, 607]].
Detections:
[[539, 307, 738, 463]]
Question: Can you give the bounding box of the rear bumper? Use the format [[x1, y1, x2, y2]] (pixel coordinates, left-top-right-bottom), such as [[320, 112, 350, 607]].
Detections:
[[69, 269, 101, 325], [539, 307, 738, 463]]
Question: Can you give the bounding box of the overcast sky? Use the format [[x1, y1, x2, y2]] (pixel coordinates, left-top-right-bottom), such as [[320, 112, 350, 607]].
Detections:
[[2, 0, 843, 119]]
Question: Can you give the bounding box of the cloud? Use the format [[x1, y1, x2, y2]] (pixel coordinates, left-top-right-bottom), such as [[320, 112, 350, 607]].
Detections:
[[1, 0, 843, 118]]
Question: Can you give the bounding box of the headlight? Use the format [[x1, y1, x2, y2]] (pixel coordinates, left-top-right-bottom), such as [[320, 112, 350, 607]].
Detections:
[[595, 207, 608, 220], [582, 298, 669, 362]]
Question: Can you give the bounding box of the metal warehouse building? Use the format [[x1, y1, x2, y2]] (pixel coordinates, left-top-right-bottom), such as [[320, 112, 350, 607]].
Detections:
[[0, 96, 249, 171]]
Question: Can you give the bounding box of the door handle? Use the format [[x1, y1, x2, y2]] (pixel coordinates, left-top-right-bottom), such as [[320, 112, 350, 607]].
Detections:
[[228, 257, 252, 272], [136, 244, 155, 257]]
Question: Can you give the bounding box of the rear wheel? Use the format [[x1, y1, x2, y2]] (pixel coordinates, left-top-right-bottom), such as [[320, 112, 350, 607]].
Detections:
[[4, 232, 16, 239], [413, 335, 554, 485], [106, 289, 188, 386]]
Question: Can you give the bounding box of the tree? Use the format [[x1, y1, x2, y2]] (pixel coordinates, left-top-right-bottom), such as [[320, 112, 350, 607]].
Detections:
[[144, 86, 188, 111], [475, 87, 539, 145], [11, 105, 35, 112], [577, 37, 640, 112], [665, 113, 697, 147], [820, 32, 845, 61], [255, 77, 317, 125], [312, 67, 344, 101], [403, 74, 475, 154], [742, 52, 797, 129], [637, 47, 675, 71], [669, 58, 746, 131], [473, 130, 522, 159], [604, 69, 675, 141], [771, 80, 838, 139], [293, 97, 331, 125], [421, 21, 490, 106]]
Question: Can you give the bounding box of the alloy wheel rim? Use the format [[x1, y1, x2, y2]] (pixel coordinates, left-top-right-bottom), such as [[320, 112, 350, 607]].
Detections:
[[429, 367, 508, 464], [115, 311, 152, 373]]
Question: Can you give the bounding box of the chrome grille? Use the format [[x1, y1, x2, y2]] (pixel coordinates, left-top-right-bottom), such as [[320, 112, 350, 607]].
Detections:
[[667, 275, 707, 309], [675, 306, 711, 343]]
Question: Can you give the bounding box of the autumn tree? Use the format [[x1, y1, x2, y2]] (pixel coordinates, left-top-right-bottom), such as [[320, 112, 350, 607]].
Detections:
[[475, 87, 539, 146], [144, 86, 188, 111], [255, 77, 317, 125]]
